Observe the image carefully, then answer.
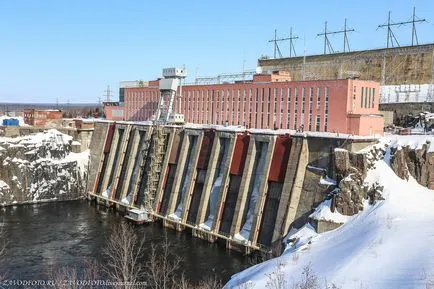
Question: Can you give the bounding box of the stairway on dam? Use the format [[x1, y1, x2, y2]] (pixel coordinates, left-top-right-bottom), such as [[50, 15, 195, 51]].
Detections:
[[87, 122, 376, 253]]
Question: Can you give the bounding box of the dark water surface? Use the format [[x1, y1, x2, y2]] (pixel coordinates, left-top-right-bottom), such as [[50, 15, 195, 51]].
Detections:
[[0, 200, 249, 284]]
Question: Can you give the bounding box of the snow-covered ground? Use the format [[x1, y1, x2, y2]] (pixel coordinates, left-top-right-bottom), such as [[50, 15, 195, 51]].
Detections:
[[225, 137, 434, 289], [0, 115, 28, 126]]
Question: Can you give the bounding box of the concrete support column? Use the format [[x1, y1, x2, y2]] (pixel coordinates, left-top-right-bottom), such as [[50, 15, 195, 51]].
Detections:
[[165, 129, 202, 216], [271, 137, 303, 243], [119, 127, 141, 205], [109, 125, 132, 199], [129, 127, 154, 206], [195, 133, 221, 225], [229, 136, 257, 236], [100, 127, 121, 196], [165, 132, 190, 216], [180, 133, 204, 222], [248, 135, 277, 246], [212, 135, 237, 233], [281, 137, 309, 237], [90, 123, 110, 193], [153, 127, 176, 213]]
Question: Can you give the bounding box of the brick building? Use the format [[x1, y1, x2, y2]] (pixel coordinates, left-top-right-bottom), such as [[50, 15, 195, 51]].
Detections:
[[119, 71, 384, 136], [23, 109, 63, 127]]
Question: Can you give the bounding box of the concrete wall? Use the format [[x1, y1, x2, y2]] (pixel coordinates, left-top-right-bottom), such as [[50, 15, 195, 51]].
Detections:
[[380, 102, 434, 125], [88, 122, 377, 251], [258, 44, 434, 85]]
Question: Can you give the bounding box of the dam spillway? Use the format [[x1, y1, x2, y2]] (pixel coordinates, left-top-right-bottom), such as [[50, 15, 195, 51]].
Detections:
[[87, 121, 376, 253]]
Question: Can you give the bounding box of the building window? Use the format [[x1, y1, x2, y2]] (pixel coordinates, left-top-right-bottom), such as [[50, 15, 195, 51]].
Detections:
[[372, 88, 375, 108], [211, 90, 215, 123], [324, 87, 329, 132], [302, 87, 306, 113], [294, 87, 298, 127], [364, 87, 368, 108], [317, 87, 321, 109], [316, 115, 320, 132], [255, 89, 259, 128]]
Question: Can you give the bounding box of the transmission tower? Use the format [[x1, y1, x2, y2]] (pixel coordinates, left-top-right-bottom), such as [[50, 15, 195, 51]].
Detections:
[[289, 27, 299, 57], [268, 29, 289, 58], [342, 19, 354, 52], [317, 22, 334, 54], [103, 85, 112, 102], [410, 7, 426, 46], [317, 20, 354, 54], [377, 8, 426, 48]]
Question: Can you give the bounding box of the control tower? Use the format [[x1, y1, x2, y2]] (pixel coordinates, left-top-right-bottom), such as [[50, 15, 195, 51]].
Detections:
[[155, 67, 187, 124]]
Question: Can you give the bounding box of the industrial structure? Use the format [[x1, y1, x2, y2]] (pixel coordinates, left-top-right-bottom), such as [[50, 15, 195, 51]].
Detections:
[[87, 121, 377, 252], [106, 70, 383, 136], [23, 109, 63, 127]]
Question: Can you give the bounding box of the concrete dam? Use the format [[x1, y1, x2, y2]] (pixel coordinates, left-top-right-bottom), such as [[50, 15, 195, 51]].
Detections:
[[87, 122, 375, 252]]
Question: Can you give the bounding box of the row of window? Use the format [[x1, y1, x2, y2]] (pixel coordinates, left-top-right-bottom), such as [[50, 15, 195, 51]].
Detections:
[[361, 87, 376, 109], [125, 86, 331, 131]]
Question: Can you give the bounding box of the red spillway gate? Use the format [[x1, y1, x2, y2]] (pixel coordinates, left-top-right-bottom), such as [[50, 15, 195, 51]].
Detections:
[[196, 129, 216, 170], [268, 134, 292, 182], [230, 133, 250, 176]]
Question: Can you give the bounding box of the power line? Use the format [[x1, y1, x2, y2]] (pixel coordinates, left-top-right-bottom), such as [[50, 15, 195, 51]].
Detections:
[[289, 27, 299, 57], [268, 29, 293, 58], [317, 20, 355, 54], [377, 8, 426, 48], [103, 85, 112, 102], [411, 7, 426, 46]]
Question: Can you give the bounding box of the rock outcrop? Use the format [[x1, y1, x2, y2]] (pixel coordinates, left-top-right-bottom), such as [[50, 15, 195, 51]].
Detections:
[[0, 129, 89, 205], [389, 143, 434, 189]]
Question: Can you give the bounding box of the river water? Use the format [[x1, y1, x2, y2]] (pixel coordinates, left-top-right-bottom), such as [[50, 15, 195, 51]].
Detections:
[[0, 200, 250, 284]]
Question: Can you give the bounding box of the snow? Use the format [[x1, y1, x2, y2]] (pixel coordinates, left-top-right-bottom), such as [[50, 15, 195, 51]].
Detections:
[[0, 129, 73, 147], [0, 129, 89, 205], [225, 139, 434, 289], [101, 188, 110, 198], [380, 84, 432, 103], [359, 134, 434, 154], [309, 199, 352, 224], [319, 176, 336, 186], [0, 181, 9, 190]]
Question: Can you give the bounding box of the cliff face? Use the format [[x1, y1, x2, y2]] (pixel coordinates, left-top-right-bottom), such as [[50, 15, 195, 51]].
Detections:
[[390, 142, 434, 190], [0, 129, 89, 205], [332, 135, 434, 218]]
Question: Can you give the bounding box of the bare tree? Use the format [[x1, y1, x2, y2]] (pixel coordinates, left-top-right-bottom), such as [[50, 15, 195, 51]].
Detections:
[[103, 221, 146, 288], [45, 259, 100, 289], [196, 274, 223, 289], [144, 234, 183, 289], [266, 260, 288, 289], [294, 263, 320, 289]]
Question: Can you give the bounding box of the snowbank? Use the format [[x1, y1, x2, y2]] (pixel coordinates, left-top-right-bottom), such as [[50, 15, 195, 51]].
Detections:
[[225, 141, 434, 289]]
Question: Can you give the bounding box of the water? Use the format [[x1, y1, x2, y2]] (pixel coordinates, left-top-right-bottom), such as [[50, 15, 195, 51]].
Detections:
[[0, 200, 249, 284]]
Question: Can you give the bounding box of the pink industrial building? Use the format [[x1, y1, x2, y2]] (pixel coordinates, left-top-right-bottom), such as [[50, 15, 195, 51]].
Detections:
[[117, 72, 383, 136]]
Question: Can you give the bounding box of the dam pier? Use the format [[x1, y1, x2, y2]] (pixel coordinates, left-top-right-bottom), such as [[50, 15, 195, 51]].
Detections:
[[87, 121, 376, 253]]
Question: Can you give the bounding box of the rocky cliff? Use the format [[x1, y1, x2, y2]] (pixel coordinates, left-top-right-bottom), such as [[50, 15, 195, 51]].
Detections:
[[0, 129, 89, 205], [388, 137, 434, 190]]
